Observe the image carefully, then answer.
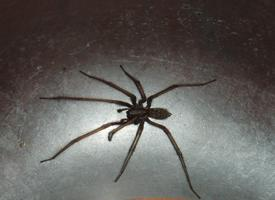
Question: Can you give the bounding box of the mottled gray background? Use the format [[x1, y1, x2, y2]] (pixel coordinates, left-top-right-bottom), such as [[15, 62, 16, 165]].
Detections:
[[0, 1, 275, 200]]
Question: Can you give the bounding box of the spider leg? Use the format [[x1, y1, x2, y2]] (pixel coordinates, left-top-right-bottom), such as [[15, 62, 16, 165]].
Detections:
[[117, 108, 129, 113], [146, 119, 201, 199], [79, 70, 137, 105], [120, 65, 147, 104], [146, 79, 216, 108], [108, 117, 137, 141], [114, 121, 144, 182], [40, 119, 126, 163], [40, 96, 132, 107]]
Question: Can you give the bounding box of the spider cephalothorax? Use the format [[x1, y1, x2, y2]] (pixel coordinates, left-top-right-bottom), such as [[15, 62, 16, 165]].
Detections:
[[40, 65, 216, 199]]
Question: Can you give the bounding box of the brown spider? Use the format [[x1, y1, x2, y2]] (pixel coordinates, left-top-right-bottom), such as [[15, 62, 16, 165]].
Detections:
[[40, 65, 216, 199]]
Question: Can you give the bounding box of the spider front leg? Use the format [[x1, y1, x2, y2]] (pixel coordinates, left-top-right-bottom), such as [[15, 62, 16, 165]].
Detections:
[[114, 121, 144, 182], [40, 96, 132, 107], [120, 65, 147, 104], [146, 79, 216, 108], [79, 70, 137, 105], [146, 119, 201, 199], [40, 119, 126, 163]]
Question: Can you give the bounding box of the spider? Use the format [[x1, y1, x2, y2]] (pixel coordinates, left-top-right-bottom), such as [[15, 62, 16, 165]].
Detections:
[[40, 65, 216, 199]]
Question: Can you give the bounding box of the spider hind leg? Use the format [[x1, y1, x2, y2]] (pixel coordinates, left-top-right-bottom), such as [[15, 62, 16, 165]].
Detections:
[[40, 120, 125, 163], [114, 121, 144, 182], [146, 119, 201, 199]]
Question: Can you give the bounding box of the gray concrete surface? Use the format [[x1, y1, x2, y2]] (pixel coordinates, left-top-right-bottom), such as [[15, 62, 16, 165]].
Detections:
[[0, 1, 275, 200]]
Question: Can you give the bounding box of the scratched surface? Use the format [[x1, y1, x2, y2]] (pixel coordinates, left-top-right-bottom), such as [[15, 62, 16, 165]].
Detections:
[[0, 1, 275, 200]]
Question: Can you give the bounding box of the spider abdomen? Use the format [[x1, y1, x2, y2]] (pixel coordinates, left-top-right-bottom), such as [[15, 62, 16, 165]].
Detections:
[[148, 108, 172, 120]]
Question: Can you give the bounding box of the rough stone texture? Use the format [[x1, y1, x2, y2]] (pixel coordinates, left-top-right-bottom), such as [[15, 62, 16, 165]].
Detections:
[[0, 1, 274, 200]]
